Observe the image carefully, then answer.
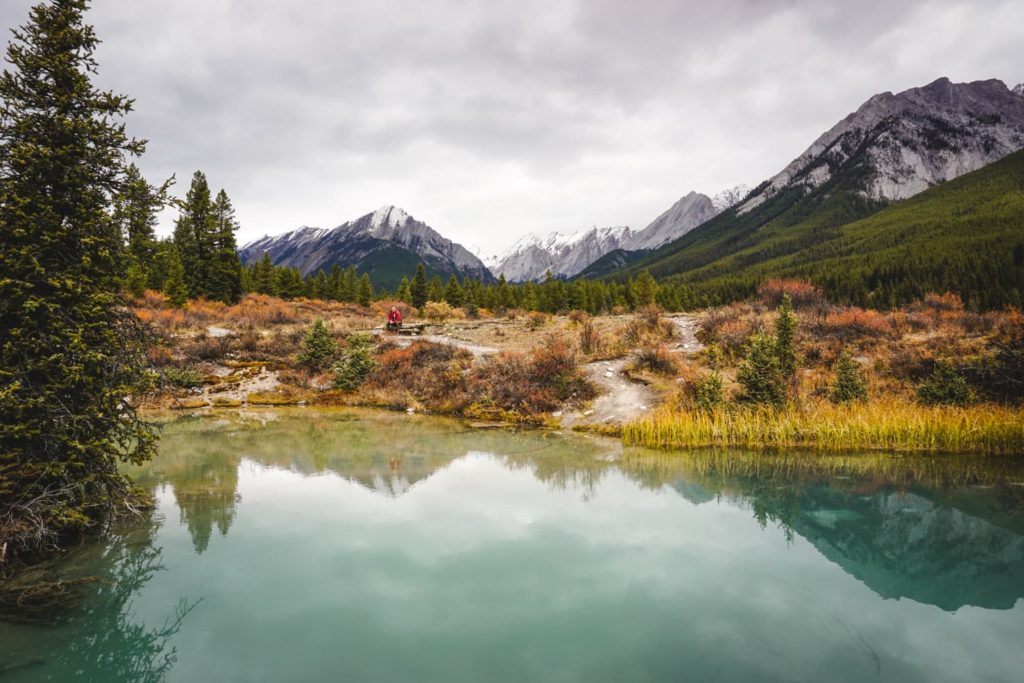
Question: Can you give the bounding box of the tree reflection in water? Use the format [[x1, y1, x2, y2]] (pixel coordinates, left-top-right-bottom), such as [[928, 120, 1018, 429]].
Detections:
[[1, 515, 197, 682], [137, 410, 1024, 613]]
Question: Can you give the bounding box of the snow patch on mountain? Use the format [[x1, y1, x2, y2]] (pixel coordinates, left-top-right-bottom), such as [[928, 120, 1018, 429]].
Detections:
[[739, 78, 1024, 213], [710, 184, 752, 212], [486, 225, 633, 282], [239, 206, 493, 282]]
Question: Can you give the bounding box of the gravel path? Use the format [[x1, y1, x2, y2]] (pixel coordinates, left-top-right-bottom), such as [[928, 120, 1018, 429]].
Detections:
[[562, 357, 658, 428]]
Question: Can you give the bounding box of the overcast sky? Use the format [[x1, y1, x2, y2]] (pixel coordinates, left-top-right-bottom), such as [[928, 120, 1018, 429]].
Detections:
[[2, 1, 1021, 254]]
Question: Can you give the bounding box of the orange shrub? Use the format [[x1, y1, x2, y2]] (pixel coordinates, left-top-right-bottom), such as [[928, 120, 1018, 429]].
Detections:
[[757, 279, 824, 308], [139, 289, 168, 308], [819, 307, 894, 341], [229, 294, 301, 327]]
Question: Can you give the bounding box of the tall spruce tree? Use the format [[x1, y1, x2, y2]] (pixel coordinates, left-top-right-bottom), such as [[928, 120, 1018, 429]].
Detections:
[[163, 246, 189, 307], [396, 276, 412, 304], [0, 0, 158, 558], [632, 270, 659, 308], [173, 170, 214, 298], [252, 252, 277, 295], [357, 273, 374, 306], [411, 263, 428, 308], [444, 274, 463, 307], [112, 163, 170, 286], [208, 189, 242, 303], [774, 293, 798, 381]]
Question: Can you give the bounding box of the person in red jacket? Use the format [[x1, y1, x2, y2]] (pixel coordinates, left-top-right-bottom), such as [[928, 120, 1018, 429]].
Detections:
[[386, 306, 402, 332]]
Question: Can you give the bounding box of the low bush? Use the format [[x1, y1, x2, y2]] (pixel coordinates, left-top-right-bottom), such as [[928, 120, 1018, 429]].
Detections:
[[163, 367, 205, 389], [757, 279, 824, 309], [829, 350, 868, 404], [423, 301, 463, 323], [736, 333, 787, 408], [633, 344, 677, 376], [819, 307, 893, 341], [526, 311, 550, 330], [333, 334, 377, 392], [578, 318, 601, 356], [917, 362, 975, 406], [296, 318, 338, 371], [689, 372, 724, 411]]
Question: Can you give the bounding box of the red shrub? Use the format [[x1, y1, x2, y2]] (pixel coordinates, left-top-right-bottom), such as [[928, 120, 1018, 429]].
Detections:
[[819, 307, 894, 341], [757, 279, 824, 308]]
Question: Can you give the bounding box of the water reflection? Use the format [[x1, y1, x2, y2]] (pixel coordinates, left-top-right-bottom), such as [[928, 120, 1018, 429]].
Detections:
[[626, 451, 1024, 611], [4, 409, 1023, 682], [0, 516, 196, 682], [144, 410, 1024, 613]]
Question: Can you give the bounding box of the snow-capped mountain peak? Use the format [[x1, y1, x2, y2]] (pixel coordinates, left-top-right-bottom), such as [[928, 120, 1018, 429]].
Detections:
[[369, 205, 410, 232], [487, 225, 633, 282], [238, 206, 494, 287], [711, 184, 753, 212], [1013, 83, 1024, 97], [737, 77, 1024, 214]]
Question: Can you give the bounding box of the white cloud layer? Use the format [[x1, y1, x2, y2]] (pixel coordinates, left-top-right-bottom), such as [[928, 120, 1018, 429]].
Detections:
[[1, 0, 1021, 253]]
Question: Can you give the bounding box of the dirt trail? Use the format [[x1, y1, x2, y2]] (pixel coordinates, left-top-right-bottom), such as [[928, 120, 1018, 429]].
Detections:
[[667, 315, 703, 354], [562, 357, 658, 429]]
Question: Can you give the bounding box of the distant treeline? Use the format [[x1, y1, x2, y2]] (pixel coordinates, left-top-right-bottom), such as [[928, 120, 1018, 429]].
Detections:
[[125, 163, 1023, 315]]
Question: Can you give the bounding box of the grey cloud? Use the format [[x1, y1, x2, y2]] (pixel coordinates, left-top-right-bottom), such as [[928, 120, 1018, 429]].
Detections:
[[1, 0, 1020, 252]]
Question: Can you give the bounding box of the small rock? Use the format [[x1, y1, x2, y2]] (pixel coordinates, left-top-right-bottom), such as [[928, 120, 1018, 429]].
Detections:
[[604, 371, 614, 378], [406, 407, 415, 414], [552, 410, 563, 417]]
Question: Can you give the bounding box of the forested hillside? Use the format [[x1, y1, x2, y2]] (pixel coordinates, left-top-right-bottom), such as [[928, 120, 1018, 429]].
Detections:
[[612, 149, 1024, 309]]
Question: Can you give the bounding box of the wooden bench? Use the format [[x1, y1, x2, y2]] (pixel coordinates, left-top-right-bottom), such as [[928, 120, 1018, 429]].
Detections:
[[391, 323, 426, 336]]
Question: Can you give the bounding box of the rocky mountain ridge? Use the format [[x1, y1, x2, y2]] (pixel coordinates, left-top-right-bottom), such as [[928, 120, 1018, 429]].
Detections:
[[238, 205, 495, 288], [486, 184, 750, 282], [739, 77, 1024, 213]]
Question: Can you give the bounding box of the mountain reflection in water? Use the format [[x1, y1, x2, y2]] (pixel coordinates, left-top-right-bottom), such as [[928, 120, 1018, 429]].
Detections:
[[4, 408, 1022, 683], [146, 410, 1024, 612]]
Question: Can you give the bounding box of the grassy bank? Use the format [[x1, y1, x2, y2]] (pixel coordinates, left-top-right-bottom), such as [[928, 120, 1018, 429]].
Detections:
[[622, 401, 1024, 454]]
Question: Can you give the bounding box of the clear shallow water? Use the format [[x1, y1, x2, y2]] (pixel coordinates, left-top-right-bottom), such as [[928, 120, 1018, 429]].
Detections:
[[3, 409, 1024, 682]]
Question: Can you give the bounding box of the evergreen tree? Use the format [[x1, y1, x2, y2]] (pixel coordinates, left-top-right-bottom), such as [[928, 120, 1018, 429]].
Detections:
[[113, 163, 169, 285], [632, 270, 659, 308], [310, 270, 328, 299], [917, 362, 974, 406], [396, 276, 412, 304], [327, 264, 344, 300], [829, 349, 868, 404], [163, 246, 189, 307], [173, 170, 215, 298], [357, 273, 374, 306], [0, 0, 157, 558], [207, 189, 242, 303], [124, 260, 148, 298], [496, 274, 513, 310], [444, 274, 463, 307], [296, 318, 337, 371], [252, 252, 276, 295], [774, 293, 798, 380], [340, 265, 358, 302], [276, 267, 305, 299], [428, 274, 444, 302], [411, 263, 429, 308], [736, 333, 787, 408]]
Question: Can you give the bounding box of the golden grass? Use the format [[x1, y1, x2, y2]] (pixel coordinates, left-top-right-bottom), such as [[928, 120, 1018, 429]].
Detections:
[[622, 400, 1024, 455]]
